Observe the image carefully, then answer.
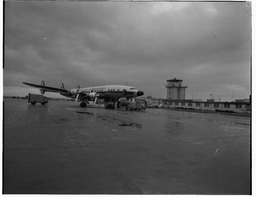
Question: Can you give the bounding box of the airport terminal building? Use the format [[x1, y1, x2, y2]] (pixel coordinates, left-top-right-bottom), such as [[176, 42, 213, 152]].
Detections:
[[144, 77, 251, 114], [162, 99, 251, 114]]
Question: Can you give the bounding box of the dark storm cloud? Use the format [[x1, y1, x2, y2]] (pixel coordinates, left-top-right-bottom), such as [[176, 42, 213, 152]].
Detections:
[[4, 2, 251, 100]]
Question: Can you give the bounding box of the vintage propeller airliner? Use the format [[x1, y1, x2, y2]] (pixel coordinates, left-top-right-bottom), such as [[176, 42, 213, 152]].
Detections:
[[23, 81, 144, 108]]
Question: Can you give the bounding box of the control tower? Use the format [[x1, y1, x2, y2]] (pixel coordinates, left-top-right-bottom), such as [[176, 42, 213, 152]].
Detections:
[[165, 77, 187, 100]]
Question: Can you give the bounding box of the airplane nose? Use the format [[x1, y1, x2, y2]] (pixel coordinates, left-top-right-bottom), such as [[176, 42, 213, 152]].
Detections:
[[137, 91, 144, 96]]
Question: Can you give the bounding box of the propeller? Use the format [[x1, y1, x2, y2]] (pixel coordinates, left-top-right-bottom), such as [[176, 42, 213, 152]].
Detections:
[[40, 80, 46, 94], [75, 89, 82, 102], [94, 97, 98, 105], [75, 94, 79, 102]]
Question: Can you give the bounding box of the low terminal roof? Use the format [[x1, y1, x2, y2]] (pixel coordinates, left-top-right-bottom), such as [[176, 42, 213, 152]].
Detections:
[[167, 78, 183, 82], [164, 99, 250, 105]]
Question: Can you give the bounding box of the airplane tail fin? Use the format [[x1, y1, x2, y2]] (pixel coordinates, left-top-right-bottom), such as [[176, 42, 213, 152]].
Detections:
[[77, 84, 80, 89], [61, 83, 65, 90]]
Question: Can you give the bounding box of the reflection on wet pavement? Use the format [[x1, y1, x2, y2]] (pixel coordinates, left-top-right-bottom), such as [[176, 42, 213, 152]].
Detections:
[[3, 99, 251, 194]]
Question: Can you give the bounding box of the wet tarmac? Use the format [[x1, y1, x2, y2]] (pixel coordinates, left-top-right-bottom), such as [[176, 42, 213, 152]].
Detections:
[[3, 99, 251, 194]]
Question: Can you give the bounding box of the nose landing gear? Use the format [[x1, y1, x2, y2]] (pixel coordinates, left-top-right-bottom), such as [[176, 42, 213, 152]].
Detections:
[[80, 102, 87, 108], [104, 101, 116, 109]]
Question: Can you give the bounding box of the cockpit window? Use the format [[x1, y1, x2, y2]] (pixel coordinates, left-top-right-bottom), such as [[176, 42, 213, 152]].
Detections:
[[130, 87, 136, 90]]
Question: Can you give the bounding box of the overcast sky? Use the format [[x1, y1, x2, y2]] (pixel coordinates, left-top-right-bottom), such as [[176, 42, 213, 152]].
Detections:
[[4, 1, 251, 101]]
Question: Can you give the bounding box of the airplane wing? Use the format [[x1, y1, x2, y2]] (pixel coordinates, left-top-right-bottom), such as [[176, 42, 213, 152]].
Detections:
[[23, 82, 70, 94]]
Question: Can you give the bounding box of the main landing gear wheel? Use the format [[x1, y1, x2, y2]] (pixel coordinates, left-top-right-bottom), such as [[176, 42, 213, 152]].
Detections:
[[104, 101, 115, 109], [80, 102, 87, 108]]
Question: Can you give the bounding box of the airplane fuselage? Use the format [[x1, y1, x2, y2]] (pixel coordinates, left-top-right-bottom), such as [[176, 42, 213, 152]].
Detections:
[[67, 85, 143, 100]]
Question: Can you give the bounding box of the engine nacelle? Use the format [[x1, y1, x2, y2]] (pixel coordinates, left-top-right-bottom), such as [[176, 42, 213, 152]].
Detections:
[[88, 92, 97, 98], [70, 88, 79, 95]]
